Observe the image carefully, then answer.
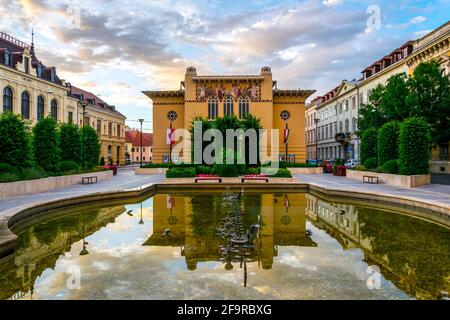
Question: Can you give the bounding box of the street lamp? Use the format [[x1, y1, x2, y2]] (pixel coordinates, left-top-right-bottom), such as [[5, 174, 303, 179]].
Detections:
[[314, 118, 320, 165], [78, 99, 89, 171], [138, 119, 144, 168]]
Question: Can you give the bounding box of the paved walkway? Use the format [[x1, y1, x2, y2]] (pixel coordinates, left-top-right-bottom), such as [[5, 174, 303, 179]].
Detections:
[[0, 170, 164, 217], [296, 173, 450, 208]]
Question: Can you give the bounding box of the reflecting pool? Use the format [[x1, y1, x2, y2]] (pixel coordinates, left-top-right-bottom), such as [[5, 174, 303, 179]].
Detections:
[[1, 192, 449, 300]]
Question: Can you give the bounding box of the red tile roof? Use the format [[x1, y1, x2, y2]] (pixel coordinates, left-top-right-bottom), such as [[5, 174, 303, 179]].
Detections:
[[126, 130, 153, 147]]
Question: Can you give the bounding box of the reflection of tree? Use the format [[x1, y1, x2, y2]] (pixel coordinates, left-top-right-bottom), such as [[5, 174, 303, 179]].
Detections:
[[357, 207, 450, 299], [190, 195, 224, 239]]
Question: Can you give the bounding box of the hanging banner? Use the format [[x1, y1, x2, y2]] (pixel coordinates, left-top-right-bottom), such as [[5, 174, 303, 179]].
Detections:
[[283, 128, 290, 144], [167, 195, 176, 209], [166, 128, 176, 145]]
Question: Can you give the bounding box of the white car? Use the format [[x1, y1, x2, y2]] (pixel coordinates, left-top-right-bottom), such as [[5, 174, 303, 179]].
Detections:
[[344, 159, 359, 168]]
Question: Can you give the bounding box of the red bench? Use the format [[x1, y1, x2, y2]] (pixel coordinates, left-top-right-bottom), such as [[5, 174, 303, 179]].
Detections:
[[241, 175, 269, 183], [195, 176, 222, 183]]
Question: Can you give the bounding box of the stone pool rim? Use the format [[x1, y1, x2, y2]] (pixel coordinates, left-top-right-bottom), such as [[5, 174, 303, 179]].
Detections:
[[1, 181, 449, 258]]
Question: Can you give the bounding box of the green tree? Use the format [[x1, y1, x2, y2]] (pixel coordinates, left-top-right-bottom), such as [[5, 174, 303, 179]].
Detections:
[[377, 120, 400, 166], [189, 116, 214, 164], [32, 117, 60, 172], [59, 123, 81, 164], [380, 73, 412, 121], [360, 127, 377, 164], [357, 85, 386, 135], [0, 113, 30, 167], [241, 114, 262, 165], [407, 61, 450, 147], [399, 117, 431, 175], [81, 126, 101, 170]]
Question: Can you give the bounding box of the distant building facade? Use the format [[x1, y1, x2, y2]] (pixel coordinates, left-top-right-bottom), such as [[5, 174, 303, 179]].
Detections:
[[125, 130, 153, 164]]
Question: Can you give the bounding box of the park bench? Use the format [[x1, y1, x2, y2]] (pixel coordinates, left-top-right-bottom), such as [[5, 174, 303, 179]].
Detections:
[[81, 176, 98, 185], [363, 175, 379, 184], [241, 176, 269, 183], [195, 176, 222, 183]]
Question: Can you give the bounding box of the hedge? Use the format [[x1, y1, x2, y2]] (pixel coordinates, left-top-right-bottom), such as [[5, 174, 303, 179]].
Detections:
[[213, 164, 239, 177], [360, 127, 377, 163], [165, 167, 196, 178], [0, 113, 30, 167], [59, 123, 81, 164], [377, 121, 400, 166], [363, 157, 377, 169], [32, 117, 60, 172], [399, 117, 430, 175], [383, 159, 399, 174], [270, 168, 292, 178]]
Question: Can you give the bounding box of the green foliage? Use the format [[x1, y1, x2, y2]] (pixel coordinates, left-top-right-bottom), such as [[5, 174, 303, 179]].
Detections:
[[99, 157, 105, 166], [195, 165, 213, 175], [270, 168, 292, 178], [59, 123, 81, 164], [0, 163, 19, 174], [377, 121, 400, 165], [360, 127, 377, 163], [0, 113, 30, 167], [354, 165, 366, 171], [212, 164, 238, 177], [407, 61, 450, 146], [59, 160, 81, 173], [0, 172, 19, 182], [81, 126, 101, 170], [363, 157, 377, 170], [245, 167, 260, 175], [19, 166, 48, 180], [165, 167, 196, 178], [357, 85, 387, 134], [399, 117, 431, 175], [380, 73, 412, 121], [383, 159, 399, 174], [32, 117, 60, 172], [335, 158, 344, 165], [286, 162, 316, 167]]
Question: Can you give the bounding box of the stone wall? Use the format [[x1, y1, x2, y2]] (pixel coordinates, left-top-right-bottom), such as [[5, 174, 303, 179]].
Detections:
[[346, 170, 430, 188]]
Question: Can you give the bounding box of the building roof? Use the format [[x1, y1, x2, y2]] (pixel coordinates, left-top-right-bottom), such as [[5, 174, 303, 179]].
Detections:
[[0, 31, 64, 86], [125, 130, 153, 147], [273, 89, 316, 98], [69, 85, 126, 119]]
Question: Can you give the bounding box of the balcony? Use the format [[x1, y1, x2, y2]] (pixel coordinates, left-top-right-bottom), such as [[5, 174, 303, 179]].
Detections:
[[335, 132, 351, 143]]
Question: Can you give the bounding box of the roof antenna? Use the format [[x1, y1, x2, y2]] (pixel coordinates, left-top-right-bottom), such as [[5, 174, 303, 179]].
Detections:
[[31, 27, 35, 54]]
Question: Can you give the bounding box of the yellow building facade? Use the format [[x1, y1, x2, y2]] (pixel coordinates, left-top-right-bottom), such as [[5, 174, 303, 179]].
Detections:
[[144, 67, 315, 164]]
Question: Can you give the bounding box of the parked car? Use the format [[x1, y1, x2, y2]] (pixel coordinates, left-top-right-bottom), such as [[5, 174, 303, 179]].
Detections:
[[344, 159, 359, 168]]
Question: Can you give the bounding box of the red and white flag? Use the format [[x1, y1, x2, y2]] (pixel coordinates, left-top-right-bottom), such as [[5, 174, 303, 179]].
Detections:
[[167, 195, 176, 209], [283, 128, 290, 144], [166, 128, 176, 145]]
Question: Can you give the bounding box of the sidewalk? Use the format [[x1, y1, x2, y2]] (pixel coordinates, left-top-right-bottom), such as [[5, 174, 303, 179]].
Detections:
[[0, 170, 164, 217], [296, 173, 450, 208]]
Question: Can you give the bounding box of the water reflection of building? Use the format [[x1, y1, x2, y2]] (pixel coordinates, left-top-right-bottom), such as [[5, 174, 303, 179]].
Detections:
[[0, 205, 125, 300], [143, 193, 316, 271]]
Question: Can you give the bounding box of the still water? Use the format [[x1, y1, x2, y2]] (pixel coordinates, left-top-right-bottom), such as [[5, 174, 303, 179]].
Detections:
[[1, 192, 449, 300]]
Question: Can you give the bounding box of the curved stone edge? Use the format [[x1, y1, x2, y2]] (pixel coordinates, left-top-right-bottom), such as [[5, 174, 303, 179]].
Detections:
[[1, 182, 449, 258]]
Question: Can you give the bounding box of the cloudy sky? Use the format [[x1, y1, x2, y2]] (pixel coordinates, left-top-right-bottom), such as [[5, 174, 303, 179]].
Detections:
[[0, 0, 448, 131]]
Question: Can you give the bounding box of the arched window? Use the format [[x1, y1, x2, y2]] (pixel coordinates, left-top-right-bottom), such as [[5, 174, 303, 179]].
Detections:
[[339, 121, 343, 132], [224, 96, 233, 116], [339, 103, 343, 114], [51, 99, 58, 120], [37, 96, 45, 121], [208, 97, 218, 120], [239, 97, 249, 119], [4, 49, 12, 67], [345, 119, 350, 132], [21, 91, 30, 119], [3, 87, 13, 113], [352, 117, 357, 132]]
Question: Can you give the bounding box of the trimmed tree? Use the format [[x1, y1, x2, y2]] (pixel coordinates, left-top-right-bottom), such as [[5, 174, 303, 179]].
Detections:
[[377, 120, 400, 166], [360, 127, 377, 164], [59, 123, 81, 164], [399, 117, 431, 175], [0, 113, 30, 167], [32, 117, 60, 172], [81, 126, 101, 170]]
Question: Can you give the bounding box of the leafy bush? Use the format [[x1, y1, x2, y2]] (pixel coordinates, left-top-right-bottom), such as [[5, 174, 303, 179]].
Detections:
[[377, 121, 400, 166], [399, 117, 431, 175], [383, 159, 399, 174], [245, 167, 260, 175], [166, 167, 196, 178], [33, 117, 60, 172], [0, 172, 19, 183], [81, 126, 101, 170], [0, 113, 30, 167], [270, 168, 292, 178], [335, 159, 344, 166], [363, 157, 377, 169], [59, 123, 81, 164], [213, 164, 238, 177], [360, 128, 377, 163], [59, 160, 81, 173], [195, 165, 213, 175], [286, 163, 316, 167], [19, 167, 48, 180], [99, 157, 105, 166], [353, 165, 366, 171], [0, 163, 19, 174]]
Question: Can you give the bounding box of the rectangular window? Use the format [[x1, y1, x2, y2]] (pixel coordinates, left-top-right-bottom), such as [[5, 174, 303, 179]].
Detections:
[[143, 156, 146, 161], [97, 120, 101, 133], [24, 57, 29, 73], [68, 112, 73, 124], [136, 147, 139, 152], [143, 147, 145, 152]]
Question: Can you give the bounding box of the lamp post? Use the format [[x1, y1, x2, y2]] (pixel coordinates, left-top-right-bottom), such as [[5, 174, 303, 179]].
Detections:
[[138, 119, 144, 168], [78, 99, 89, 171], [314, 118, 320, 165]]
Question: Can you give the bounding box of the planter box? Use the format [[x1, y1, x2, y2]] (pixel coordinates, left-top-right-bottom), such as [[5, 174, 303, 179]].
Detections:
[[135, 167, 168, 175], [288, 167, 323, 175], [346, 170, 430, 188], [0, 170, 113, 198]]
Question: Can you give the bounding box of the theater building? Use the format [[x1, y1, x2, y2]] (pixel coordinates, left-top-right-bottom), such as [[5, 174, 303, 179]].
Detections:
[[144, 66, 315, 164]]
